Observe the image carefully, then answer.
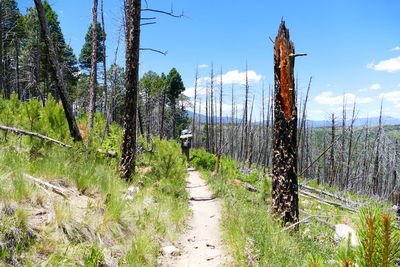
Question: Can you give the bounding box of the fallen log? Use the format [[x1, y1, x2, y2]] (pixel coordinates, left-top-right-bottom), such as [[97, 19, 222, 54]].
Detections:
[[299, 210, 336, 229], [241, 181, 261, 193], [23, 174, 69, 198], [0, 125, 71, 148], [299, 184, 361, 207], [0, 125, 117, 157], [299, 191, 357, 213]]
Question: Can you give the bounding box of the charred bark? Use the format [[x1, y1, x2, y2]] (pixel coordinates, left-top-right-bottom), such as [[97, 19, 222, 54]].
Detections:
[[88, 0, 98, 131], [271, 21, 299, 226], [120, 0, 141, 181]]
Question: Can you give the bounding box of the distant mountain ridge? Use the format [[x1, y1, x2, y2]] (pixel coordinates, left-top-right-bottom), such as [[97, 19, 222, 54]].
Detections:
[[187, 111, 400, 127]]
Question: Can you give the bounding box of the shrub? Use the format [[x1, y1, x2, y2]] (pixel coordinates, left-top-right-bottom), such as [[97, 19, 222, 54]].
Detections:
[[141, 138, 187, 198], [191, 148, 216, 171]]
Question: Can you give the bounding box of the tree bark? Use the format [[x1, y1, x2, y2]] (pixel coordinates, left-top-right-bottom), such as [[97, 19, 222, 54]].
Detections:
[[101, 0, 108, 121], [88, 0, 98, 131], [160, 90, 166, 138], [34, 0, 82, 141], [271, 21, 299, 226], [0, 2, 3, 95], [192, 66, 198, 147], [120, 0, 141, 182]]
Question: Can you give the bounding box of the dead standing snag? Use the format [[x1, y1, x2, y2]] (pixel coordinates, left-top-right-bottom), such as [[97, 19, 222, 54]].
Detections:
[[271, 21, 304, 226]]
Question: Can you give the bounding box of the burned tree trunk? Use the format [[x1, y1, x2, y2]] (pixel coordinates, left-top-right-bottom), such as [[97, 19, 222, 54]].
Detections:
[[271, 21, 299, 226], [192, 66, 198, 147], [120, 0, 141, 182], [33, 0, 82, 141], [88, 0, 98, 131]]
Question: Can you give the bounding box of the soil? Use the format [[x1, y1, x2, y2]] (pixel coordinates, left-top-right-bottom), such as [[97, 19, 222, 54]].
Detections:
[[159, 168, 231, 266]]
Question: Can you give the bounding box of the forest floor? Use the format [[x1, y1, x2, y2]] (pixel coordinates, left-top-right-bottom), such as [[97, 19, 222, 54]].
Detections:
[[159, 168, 231, 266]]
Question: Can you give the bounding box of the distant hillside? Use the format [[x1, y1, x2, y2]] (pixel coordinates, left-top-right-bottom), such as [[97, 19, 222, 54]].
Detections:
[[187, 111, 400, 127]]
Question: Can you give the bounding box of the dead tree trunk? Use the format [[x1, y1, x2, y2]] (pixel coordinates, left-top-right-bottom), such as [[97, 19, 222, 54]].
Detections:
[[271, 21, 300, 226], [210, 64, 215, 154], [329, 113, 336, 186], [120, 0, 141, 182], [101, 0, 108, 122], [192, 66, 198, 147], [372, 101, 383, 195], [34, 0, 82, 141], [0, 1, 3, 94], [88, 0, 98, 131]]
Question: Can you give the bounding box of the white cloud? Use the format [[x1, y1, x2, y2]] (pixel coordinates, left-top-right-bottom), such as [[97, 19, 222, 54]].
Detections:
[[214, 70, 262, 85], [367, 57, 400, 72], [198, 64, 208, 68], [358, 83, 382, 92], [183, 86, 207, 98], [370, 83, 381, 90], [315, 91, 374, 106], [391, 46, 400, 51], [379, 91, 400, 106]]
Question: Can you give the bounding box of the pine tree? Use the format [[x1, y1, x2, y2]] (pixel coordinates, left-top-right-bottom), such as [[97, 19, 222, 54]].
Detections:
[[78, 22, 105, 70], [166, 67, 185, 138]]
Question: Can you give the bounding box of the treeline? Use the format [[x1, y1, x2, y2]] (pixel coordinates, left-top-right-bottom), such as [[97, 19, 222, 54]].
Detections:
[[192, 71, 399, 206], [0, 0, 190, 139]]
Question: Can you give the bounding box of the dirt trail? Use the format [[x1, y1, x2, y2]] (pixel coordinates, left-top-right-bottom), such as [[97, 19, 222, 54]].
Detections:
[[159, 168, 231, 266]]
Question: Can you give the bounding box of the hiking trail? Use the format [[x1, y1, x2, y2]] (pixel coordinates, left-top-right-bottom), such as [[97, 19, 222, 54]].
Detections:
[[159, 168, 231, 266]]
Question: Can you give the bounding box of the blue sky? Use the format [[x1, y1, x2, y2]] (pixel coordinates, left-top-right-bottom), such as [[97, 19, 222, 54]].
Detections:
[[18, 0, 400, 121]]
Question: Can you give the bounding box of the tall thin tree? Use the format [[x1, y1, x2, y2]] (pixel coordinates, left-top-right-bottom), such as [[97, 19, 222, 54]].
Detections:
[[192, 65, 198, 147], [120, 0, 141, 181], [88, 0, 98, 131], [33, 0, 82, 141]]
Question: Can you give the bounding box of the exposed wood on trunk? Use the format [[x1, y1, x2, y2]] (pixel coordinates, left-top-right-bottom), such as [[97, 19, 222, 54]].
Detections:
[[88, 0, 98, 131], [33, 0, 82, 141], [120, 0, 141, 182], [271, 21, 299, 226]]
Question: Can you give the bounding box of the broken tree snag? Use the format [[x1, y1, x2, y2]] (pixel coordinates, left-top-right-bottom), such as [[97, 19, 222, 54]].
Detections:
[[271, 21, 299, 226]]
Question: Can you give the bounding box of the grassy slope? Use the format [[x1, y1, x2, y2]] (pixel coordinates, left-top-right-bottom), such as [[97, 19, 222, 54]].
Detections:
[[0, 96, 190, 266], [191, 149, 400, 267]]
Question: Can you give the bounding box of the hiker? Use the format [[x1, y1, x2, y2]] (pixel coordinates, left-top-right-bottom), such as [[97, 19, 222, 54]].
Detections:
[[180, 129, 192, 161]]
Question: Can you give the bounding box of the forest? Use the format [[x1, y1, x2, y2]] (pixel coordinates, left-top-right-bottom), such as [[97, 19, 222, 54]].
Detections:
[[0, 0, 399, 266]]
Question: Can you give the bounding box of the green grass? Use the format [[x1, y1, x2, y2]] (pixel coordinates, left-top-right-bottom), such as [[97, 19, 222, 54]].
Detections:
[[0, 95, 190, 266], [191, 149, 400, 267]]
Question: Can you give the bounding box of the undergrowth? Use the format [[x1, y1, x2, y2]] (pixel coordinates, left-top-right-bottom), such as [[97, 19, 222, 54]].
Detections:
[[191, 148, 400, 266], [0, 95, 189, 266]]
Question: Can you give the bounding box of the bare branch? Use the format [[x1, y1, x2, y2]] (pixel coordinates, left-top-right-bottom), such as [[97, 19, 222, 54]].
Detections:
[[140, 48, 168, 55], [141, 8, 185, 18], [140, 22, 156, 26], [289, 53, 308, 57]]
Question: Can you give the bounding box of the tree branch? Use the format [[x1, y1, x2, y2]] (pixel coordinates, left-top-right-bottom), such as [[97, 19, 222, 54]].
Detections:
[[140, 48, 168, 55], [141, 8, 185, 18], [140, 22, 156, 26]]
